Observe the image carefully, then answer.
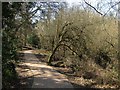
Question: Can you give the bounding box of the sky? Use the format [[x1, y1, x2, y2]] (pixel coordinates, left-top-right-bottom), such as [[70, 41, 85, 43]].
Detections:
[[32, 0, 118, 23], [65, 0, 118, 5], [65, 0, 99, 6], [65, 0, 118, 9], [65, 0, 118, 15]]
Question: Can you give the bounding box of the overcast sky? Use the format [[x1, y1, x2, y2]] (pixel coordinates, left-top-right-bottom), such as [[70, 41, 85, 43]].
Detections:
[[65, 0, 118, 15], [66, 0, 99, 6], [65, 0, 118, 8], [65, 0, 118, 5]]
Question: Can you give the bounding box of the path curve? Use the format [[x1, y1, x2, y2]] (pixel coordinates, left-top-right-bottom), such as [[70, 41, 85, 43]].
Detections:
[[16, 50, 73, 88]]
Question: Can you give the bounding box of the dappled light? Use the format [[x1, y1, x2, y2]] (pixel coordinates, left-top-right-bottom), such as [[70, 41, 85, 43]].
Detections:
[[16, 50, 73, 88], [2, 1, 120, 89]]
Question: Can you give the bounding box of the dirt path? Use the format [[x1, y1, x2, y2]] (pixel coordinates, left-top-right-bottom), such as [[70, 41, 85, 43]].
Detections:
[[16, 50, 73, 88]]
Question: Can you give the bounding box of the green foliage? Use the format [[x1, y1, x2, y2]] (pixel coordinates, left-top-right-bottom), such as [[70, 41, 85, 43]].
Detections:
[[2, 2, 22, 88], [2, 61, 18, 88], [1, 1, 118, 87], [2, 2, 35, 88], [27, 33, 41, 49]]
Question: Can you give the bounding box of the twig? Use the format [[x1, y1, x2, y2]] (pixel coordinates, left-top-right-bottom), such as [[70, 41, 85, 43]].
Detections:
[[84, 0, 103, 15], [103, 1, 120, 16], [84, 0, 120, 16]]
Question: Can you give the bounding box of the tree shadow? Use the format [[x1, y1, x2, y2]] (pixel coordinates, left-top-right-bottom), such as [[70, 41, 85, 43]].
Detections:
[[15, 51, 108, 89], [15, 64, 102, 89], [35, 53, 48, 63]]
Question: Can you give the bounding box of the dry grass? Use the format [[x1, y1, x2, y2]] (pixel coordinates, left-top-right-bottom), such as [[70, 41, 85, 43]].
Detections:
[[66, 58, 119, 89], [17, 49, 119, 89]]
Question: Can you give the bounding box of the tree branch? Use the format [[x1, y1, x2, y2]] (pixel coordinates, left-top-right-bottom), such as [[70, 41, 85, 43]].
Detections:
[[84, 0, 103, 15], [105, 40, 115, 48], [103, 1, 120, 16], [84, 0, 120, 16]]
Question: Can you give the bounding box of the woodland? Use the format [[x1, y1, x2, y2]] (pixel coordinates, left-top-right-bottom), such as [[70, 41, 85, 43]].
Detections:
[[2, 1, 120, 88]]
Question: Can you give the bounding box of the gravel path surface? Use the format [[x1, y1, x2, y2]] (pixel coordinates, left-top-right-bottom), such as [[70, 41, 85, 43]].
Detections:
[[16, 50, 73, 88]]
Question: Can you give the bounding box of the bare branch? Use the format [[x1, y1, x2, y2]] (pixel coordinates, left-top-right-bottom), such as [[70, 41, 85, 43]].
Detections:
[[84, 0, 120, 16], [103, 1, 120, 16], [84, 0, 103, 15], [105, 40, 115, 48]]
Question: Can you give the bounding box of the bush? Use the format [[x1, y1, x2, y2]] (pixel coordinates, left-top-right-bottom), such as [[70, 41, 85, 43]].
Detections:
[[2, 61, 18, 88], [27, 33, 41, 49], [95, 49, 111, 69]]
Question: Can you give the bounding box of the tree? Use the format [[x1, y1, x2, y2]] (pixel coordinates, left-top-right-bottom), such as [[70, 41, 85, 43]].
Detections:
[[35, 2, 68, 51], [2, 2, 36, 88], [2, 2, 23, 88], [84, 0, 120, 83]]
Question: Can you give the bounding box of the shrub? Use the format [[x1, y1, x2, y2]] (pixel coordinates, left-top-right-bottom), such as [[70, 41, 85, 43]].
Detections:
[[27, 33, 41, 49]]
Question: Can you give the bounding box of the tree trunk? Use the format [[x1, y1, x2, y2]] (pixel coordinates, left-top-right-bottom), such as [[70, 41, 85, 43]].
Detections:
[[48, 43, 61, 65], [47, 43, 81, 65]]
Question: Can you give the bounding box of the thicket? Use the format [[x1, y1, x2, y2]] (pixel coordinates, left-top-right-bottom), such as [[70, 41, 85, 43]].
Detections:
[[2, 2, 36, 88], [27, 32, 41, 49], [35, 4, 119, 85]]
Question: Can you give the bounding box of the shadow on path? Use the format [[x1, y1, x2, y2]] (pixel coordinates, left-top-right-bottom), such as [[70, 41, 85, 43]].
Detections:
[[16, 50, 100, 89], [17, 50, 74, 88]]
